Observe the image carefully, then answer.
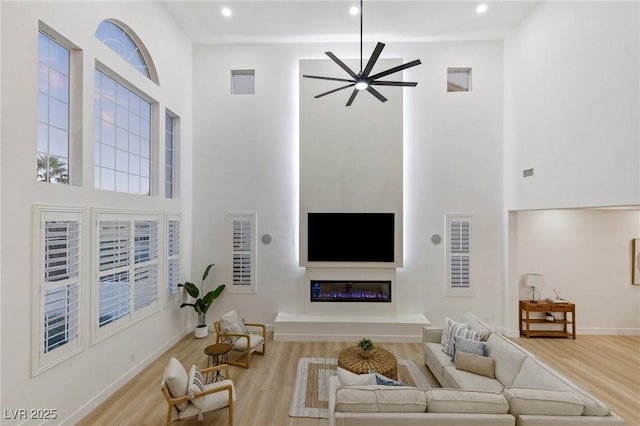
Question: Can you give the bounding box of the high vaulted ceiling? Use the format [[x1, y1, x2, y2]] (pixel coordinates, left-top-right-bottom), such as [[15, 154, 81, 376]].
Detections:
[[163, 1, 539, 44]]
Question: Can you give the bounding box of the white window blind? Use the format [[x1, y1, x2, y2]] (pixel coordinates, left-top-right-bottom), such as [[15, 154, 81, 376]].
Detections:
[[446, 214, 472, 295], [228, 213, 256, 293], [33, 207, 84, 375], [167, 217, 180, 296], [95, 212, 160, 340]]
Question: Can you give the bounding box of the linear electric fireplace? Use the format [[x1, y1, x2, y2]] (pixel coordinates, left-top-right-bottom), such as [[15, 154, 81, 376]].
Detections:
[[310, 280, 391, 303]]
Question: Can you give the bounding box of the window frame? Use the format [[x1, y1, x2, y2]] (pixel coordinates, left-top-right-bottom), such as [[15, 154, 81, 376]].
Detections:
[[445, 213, 474, 296], [32, 206, 86, 376], [92, 210, 160, 344], [93, 67, 153, 196], [165, 213, 181, 300], [37, 24, 82, 186], [164, 110, 179, 199], [227, 212, 257, 294]]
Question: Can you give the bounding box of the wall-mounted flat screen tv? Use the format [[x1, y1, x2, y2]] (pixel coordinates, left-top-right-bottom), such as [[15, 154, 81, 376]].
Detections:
[[307, 213, 394, 262]]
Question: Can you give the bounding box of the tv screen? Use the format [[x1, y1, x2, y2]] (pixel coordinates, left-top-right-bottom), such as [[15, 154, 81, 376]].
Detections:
[[307, 213, 394, 262]]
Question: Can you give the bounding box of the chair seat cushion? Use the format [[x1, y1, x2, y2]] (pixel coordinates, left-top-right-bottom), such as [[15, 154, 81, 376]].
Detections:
[[231, 333, 264, 351], [177, 380, 236, 420]]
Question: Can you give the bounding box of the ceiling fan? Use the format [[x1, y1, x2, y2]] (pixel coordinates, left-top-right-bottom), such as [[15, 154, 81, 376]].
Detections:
[[302, 0, 422, 106]]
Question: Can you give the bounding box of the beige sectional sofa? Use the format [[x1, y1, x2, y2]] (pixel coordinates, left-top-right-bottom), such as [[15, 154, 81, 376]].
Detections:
[[327, 312, 625, 426]]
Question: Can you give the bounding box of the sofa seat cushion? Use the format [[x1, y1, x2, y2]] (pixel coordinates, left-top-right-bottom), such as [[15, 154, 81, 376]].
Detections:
[[426, 389, 509, 414], [486, 334, 530, 387], [503, 387, 584, 416], [425, 342, 453, 381], [513, 357, 611, 417], [444, 366, 504, 393], [335, 385, 427, 413]]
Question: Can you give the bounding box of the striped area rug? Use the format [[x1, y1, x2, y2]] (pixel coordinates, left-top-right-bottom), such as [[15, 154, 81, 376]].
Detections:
[[288, 357, 436, 419]]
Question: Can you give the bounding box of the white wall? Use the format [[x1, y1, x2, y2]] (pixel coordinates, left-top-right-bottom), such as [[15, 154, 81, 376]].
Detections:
[[191, 40, 505, 329], [504, 1, 640, 210], [513, 209, 640, 335], [0, 2, 192, 423]]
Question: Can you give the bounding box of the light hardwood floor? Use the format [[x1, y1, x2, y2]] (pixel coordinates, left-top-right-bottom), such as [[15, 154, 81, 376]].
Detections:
[[79, 334, 640, 426]]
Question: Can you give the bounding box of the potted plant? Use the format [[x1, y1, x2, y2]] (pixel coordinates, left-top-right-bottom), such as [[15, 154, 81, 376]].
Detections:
[[179, 264, 225, 338], [358, 337, 375, 359]]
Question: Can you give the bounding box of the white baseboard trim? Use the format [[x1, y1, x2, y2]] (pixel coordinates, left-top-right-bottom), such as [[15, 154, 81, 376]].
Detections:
[[61, 327, 191, 425]]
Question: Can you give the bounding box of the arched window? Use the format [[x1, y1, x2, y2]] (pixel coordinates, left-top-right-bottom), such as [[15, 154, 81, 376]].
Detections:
[[95, 20, 158, 83]]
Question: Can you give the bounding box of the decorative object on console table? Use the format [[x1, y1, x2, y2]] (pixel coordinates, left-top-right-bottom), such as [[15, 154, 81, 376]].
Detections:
[[524, 273, 544, 303], [633, 238, 640, 285], [519, 300, 575, 339]]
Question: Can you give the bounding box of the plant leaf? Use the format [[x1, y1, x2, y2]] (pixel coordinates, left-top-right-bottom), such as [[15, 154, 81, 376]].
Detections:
[[202, 264, 215, 282], [182, 282, 199, 299], [180, 302, 195, 309]]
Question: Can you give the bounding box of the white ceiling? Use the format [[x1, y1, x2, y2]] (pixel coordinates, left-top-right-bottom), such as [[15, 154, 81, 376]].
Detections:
[[163, 1, 540, 44]]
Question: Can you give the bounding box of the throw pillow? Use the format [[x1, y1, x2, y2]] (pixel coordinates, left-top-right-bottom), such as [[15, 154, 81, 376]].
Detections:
[[455, 351, 496, 378], [441, 317, 468, 346], [443, 323, 480, 356], [373, 372, 406, 387], [221, 321, 246, 344], [187, 365, 205, 408], [164, 357, 190, 411], [451, 335, 487, 361], [336, 367, 377, 386], [220, 309, 238, 329]]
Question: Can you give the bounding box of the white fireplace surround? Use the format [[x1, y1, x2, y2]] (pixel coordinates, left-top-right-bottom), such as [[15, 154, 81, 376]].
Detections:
[[273, 268, 430, 341]]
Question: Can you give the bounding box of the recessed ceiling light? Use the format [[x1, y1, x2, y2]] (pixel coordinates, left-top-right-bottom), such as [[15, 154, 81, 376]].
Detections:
[[221, 7, 232, 17], [349, 6, 359, 15], [476, 4, 488, 14]]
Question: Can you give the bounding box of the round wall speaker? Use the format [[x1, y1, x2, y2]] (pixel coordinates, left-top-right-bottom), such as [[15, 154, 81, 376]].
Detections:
[[430, 234, 442, 245], [261, 233, 273, 245]]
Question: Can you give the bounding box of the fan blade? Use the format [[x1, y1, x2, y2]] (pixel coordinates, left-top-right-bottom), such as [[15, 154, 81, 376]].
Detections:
[[302, 74, 355, 83], [325, 51, 359, 79], [366, 86, 387, 103], [314, 83, 355, 99], [345, 88, 359, 106], [370, 81, 418, 87], [361, 42, 385, 78], [368, 59, 422, 81]]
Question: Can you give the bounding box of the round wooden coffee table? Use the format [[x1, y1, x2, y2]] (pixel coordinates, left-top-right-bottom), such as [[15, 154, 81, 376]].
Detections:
[[337, 345, 398, 380]]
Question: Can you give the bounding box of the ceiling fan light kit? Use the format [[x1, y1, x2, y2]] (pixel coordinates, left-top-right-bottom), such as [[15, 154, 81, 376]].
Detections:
[[303, 0, 421, 106]]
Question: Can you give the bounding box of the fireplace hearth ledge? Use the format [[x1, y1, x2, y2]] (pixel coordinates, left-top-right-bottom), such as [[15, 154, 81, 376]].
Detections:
[[273, 312, 430, 342]]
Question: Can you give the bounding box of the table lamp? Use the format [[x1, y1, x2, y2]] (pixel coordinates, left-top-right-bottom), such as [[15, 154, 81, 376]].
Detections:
[[524, 273, 544, 303]]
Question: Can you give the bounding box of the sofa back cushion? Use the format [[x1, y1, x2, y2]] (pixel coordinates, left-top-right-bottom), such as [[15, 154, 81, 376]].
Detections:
[[425, 389, 509, 414], [163, 357, 190, 411], [335, 385, 427, 413], [513, 357, 611, 416], [486, 334, 529, 387]]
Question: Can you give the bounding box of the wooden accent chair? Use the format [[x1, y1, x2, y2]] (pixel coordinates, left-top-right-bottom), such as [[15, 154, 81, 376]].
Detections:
[[213, 312, 266, 369], [160, 357, 235, 425]]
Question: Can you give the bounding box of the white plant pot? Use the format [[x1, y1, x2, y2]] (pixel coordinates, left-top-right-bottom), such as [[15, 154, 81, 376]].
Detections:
[[195, 325, 208, 339]]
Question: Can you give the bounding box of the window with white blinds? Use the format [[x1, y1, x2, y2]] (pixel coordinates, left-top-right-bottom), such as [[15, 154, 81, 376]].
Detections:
[[228, 213, 256, 294], [95, 212, 159, 340], [446, 214, 473, 296], [166, 216, 180, 296], [33, 207, 84, 375]]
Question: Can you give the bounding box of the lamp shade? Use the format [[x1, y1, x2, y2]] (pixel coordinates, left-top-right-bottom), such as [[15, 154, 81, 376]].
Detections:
[[524, 273, 545, 288]]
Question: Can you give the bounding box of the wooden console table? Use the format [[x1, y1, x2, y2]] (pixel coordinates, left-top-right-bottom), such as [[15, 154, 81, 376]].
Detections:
[[519, 300, 576, 339]]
